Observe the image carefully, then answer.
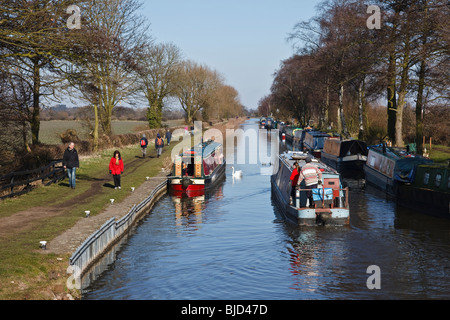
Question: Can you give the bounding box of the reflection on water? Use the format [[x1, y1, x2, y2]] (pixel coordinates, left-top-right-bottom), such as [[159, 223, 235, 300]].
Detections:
[[83, 120, 450, 300]]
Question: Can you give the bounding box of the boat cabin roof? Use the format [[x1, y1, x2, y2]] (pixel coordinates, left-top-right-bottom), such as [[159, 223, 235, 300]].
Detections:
[[181, 140, 222, 158], [324, 139, 368, 157], [305, 131, 331, 139], [279, 151, 339, 177], [369, 145, 432, 163]]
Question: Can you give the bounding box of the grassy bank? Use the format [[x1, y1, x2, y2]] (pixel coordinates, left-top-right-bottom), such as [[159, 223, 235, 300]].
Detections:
[[0, 142, 178, 300], [429, 145, 450, 163]]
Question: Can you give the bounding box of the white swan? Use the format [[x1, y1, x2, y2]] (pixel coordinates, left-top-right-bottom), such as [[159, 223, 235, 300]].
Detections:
[[231, 166, 243, 178]]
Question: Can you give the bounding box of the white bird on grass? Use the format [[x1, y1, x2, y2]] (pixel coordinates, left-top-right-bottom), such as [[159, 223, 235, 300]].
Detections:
[[231, 166, 243, 178]]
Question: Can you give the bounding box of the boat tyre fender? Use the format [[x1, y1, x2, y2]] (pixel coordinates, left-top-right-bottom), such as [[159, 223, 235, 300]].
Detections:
[[317, 212, 331, 225], [182, 177, 191, 188]]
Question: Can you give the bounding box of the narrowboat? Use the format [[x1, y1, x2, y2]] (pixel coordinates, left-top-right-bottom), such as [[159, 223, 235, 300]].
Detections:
[[260, 117, 266, 129], [279, 126, 303, 147], [321, 139, 368, 174], [265, 117, 274, 131], [397, 163, 450, 219], [363, 145, 432, 197], [303, 131, 331, 159], [292, 128, 313, 152], [169, 140, 226, 197], [271, 151, 350, 226]]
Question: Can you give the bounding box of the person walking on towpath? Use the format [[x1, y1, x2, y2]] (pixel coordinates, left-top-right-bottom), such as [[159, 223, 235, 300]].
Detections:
[[109, 150, 124, 189], [140, 134, 148, 158], [62, 142, 80, 189], [297, 156, 322, 207], [155, 133, 164, 158], [165, 129, 172, 146]]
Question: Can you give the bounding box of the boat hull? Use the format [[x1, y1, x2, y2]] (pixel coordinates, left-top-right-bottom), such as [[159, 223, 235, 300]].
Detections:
[[169, 162, 226, 197], [271, 176, 349, 226], [271, 152, 350, 226], [397, 185, 450, 219], [363, 164, 397, 197], [321, 152, 367, 177]]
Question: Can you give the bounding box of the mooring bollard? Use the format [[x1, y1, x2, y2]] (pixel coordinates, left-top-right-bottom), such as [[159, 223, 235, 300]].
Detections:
[[40, 241, 47, 250], [110, 199, 115, 205], [131, 187, 135, 192], [85, 210, 90, 218]]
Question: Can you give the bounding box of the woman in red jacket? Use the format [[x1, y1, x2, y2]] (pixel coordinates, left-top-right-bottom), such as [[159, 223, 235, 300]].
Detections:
[[109, 150, 124, 189]]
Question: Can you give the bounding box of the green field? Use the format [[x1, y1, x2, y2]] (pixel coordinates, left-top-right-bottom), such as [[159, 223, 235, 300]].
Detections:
[[39, 119, 186, 145], [39, 121, 148, 145]]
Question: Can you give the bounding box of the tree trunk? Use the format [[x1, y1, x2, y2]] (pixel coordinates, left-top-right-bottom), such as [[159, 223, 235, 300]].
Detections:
[[357, 79, 367, 140], [387, 52, 397, 144], [415, 59, 426, 155], [147, 98, 163, 129], [338, 83, 349, 138], [395, 36, 410, 148], [31, 58, 41, 145], [93, 104, 99, 152], [324, 83, 329, 126]]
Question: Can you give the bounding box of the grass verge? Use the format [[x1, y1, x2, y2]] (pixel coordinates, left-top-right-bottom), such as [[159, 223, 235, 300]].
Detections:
[[0, 141, 178, 300]]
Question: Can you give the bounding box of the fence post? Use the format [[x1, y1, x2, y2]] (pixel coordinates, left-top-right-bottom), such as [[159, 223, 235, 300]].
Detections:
[[10, 175, 14, 196]]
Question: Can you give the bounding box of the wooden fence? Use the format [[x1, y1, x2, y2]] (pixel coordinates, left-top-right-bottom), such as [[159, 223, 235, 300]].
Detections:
[[0, 160, 66, 200], [69, 180, 167, 278]]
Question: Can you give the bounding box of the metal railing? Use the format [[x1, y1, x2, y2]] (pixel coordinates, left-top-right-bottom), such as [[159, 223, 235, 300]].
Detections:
[[295, 187, 349, 209], [69, 180, 167, 276]]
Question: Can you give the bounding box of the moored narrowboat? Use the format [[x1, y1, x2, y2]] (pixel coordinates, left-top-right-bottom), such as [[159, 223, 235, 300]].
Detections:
[[265, 117, 274, 131], [321, 139, 368, 175], [363, 145, 432, 197], [271, 151, 350, 226], [260, 117, 266, 129], [303, 131, 331, 159], [169, 140, 226, 197], [397, 163, 450, 219]]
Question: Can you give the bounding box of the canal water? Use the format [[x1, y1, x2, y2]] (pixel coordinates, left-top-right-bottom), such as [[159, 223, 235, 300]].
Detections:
[[83, 119, 450, 300]]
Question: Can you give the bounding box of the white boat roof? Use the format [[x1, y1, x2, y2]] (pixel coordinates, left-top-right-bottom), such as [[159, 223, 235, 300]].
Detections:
[[279, 151, 339, 175]]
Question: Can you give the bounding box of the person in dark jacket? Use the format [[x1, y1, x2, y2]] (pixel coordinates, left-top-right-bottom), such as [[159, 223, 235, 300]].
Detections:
[[109, 150, 124, 189], [155, 133, 164, 158], [62, 142, 80, 189], [165, 129, 172, 146], [140, 134, 148, 158]]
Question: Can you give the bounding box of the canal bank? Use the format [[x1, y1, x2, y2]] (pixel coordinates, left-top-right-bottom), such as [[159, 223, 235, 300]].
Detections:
[[56, 119, 247, 299], [0, 118, 246, 300]]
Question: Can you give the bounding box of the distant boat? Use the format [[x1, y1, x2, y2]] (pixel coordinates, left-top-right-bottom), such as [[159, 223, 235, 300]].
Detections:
[[169, 140, 226, 197], [321, 139, 368, 175], [260, 117, 266, 129], [364, 145, 432, 197], [271, 151, 350, 226], [303, 131, 332, 159], [397, 163, 450, 219]]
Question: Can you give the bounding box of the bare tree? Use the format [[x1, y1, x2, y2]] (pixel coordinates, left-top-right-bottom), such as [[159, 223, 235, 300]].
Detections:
[[0, 0, 84, 144], [137, 42, 182, 128], [175, 60, 221, 124]]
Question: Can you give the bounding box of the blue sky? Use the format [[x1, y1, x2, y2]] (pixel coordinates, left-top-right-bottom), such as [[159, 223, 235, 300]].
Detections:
[[142, 0, 320, 110]]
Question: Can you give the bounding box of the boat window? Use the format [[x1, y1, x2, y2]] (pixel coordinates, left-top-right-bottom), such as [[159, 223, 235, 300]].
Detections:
[[435, 174, 442, 187], [369, 155, 375, 167], [448, 177, 450, 189], [423, 173, 430, 185]]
